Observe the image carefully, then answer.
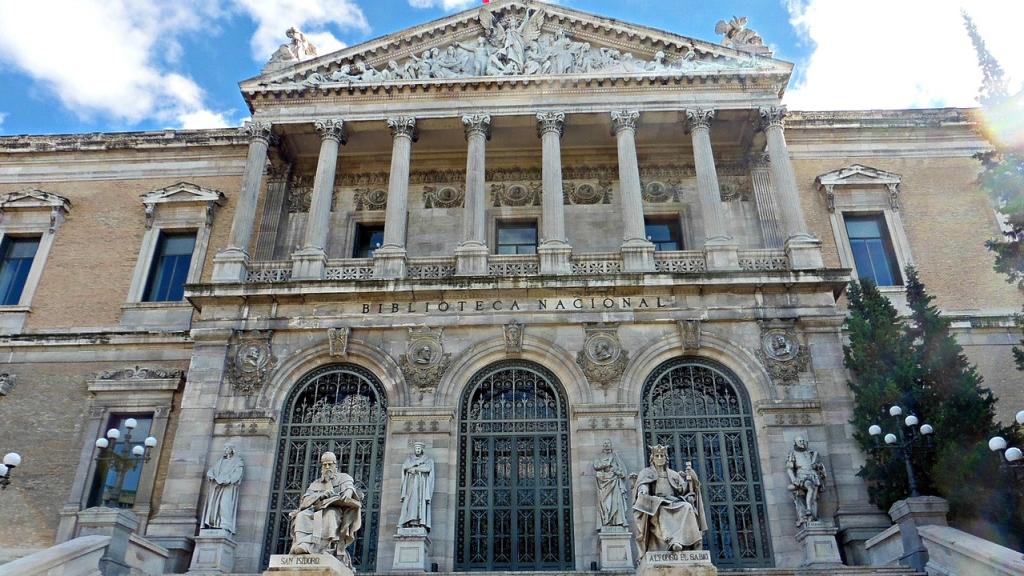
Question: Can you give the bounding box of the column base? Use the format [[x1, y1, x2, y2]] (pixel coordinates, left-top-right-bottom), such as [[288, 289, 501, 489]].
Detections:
[[796, 520, 844, 568], [291, 247, 328, 280], [211, 248, 250, 283], [621, 239, 655, 273], [538, 241, 572, 275], [703, 241, 739, 271], [597, 527, 634, 570], [188, 528, 236, 574], [373, 246, 408, 279], [784, 236, 824, 270], [455, 242, 489, 276], [392, 526, 430, 572]]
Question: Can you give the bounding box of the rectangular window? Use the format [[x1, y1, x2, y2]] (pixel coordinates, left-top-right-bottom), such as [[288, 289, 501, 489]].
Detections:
[[0, 236, 41, 305], [352, 224, 385, 258], [845, 214, 902, 286], [644, 218, 683, 251], [143, 231, 196, 302], [88, 414, 154, 509], [496, 221, 537, 255]]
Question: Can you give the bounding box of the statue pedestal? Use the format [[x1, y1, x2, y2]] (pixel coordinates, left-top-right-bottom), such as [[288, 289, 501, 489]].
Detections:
[[637, 550, 717, 576], [597, 527, 634, 570], [265, 554, 352, 576], [188, 528, 236, 574], [796, 521, 844, 568], [392, 526, 430, 572]]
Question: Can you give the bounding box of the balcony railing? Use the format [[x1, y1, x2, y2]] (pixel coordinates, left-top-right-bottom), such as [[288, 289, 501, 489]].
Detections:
[[243, 250, 789, 283]]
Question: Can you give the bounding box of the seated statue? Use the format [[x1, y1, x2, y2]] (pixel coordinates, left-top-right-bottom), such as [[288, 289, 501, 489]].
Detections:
[[633, 445, 707, 555], [289, 452, 364, 566]]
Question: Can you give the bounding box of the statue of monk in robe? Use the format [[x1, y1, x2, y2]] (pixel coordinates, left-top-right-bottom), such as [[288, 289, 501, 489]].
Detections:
[[289, 452, 363, 566], [201, 443, 244, 533], [633, 445, 708, 555], [398, 442, 435, 530]]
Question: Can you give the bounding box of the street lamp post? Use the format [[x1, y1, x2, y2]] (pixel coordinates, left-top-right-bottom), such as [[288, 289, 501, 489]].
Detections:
[[93, 418, 157, 508], [0, 452, 22, 490], [868, 405, 935, 498], [987, 409, 1024, 486]]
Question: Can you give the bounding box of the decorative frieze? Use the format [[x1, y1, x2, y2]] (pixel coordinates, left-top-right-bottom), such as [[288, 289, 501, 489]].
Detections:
[[577, 323, 629, 388], [755, 400, 823, 427], [640, 180, 682, 203], [97, 366, 184, 380], [562, 181, 612, 205], [286, 174, 314, 213], [399, 327, 451, 392], [354, 187, 388, 211], [228, 331, 278, 395], [214, 409, 276, 437], [718, 175, 752, 202], [491, 182, 542, 207], [328, 327, 350, 357], [756, 322, 809, 386], [423, 185, 464, 208]]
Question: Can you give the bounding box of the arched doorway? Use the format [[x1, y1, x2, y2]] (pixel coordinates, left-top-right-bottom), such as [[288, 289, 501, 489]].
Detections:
[[640, 357, 773, 568], [455, 360, 574, 571], [262, 363, 388, 571]]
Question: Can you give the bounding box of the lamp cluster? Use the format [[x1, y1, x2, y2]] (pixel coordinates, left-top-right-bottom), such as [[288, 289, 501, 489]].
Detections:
[[0, 452, 22, 490], [868, 405, 934, 498], [987, 410, 1024, 478], [93, 418, 158, 507]]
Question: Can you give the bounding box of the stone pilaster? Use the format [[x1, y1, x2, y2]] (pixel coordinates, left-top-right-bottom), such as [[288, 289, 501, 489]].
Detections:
[[611, 110, 655, 272], [537, 112, 572, 275], [456, 114, 491, 275], [759, 106, 823, 269], [686, 109, 738, 271], [750, 153, 783, 248], [375, 117, 417, 279], [212, 121, 273, 283], [292, 118, 346, 280]]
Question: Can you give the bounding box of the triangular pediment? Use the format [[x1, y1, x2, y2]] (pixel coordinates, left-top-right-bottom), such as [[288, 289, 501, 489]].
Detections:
[[0, 189, 71, 213], [141, 182, 225, 207], [242, 0, 791, 98], [815, 165, 902, 189]]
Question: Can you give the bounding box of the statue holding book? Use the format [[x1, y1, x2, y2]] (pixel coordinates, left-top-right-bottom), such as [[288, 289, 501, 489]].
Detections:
[[633, 445, 708, 555], [289, 452, 364, 566]]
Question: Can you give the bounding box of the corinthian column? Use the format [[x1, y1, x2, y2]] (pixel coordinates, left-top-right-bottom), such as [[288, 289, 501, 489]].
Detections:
[[292, 118, 346, 280], [456, 114, 491, 275], [759, 106, 823, 270], [537, 112, 572, 275], [686, 109, 738, 271], [212, 121, 274, 282], [374, 116, 417, 279], [611, 110, 655, 272]]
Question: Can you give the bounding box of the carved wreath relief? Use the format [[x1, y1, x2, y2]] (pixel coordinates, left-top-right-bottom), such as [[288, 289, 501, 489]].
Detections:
[[562, 181, 612, 205], [577, 324, 629, 387], [756, 324, 808, 386], [399, 327, 451, 392], [354, 188, 388, 211], [423, 185, 464, 209], [491, 182, 541, 207], [229, 331, 278, 395]]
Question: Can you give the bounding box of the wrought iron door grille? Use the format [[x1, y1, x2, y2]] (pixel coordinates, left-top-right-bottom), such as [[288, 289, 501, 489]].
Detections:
[[262, 364, 388, 571], [641, 358, 773, 568], [456, 361, 574, 571]]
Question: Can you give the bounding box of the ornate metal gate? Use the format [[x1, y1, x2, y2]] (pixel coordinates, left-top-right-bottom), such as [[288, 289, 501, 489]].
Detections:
[[456, 361, 574, 571], [640, 358, 773, 568], [263, 364, 388, 571]]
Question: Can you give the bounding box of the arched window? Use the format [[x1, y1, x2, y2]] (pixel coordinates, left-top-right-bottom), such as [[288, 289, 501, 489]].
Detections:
[[263, 364, 388, 571], [456, 361, 574, 571], [641, 358, 773, 568]]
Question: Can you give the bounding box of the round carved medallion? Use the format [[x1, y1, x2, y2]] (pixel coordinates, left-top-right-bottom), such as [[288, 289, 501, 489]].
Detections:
[[236, 342, 271, 374], [585, 333, 620, 365], [408, 338, 442, 366], [761, 331, 797, 362]]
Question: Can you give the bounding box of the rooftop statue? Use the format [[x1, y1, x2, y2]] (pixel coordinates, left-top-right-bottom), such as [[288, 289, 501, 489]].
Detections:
[[715, 16, 767, 52], [268, 27, 318, 66]]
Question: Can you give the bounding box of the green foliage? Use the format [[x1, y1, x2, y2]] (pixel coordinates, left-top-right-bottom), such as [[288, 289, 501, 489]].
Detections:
[[845, 270, 1024, 549]]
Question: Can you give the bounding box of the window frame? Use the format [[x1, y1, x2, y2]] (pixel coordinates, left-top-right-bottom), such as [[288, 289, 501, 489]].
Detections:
[[643, 215, 685, 251], [142, 230, 199, 302], [0, 234, 43, 306], [351, 222, 386, 259], [86, 412, 156, 509], [494, 218, 539, 255], [842, 213, 904, 287]]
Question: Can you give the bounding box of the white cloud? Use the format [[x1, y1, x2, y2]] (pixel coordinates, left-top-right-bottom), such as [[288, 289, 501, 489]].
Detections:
[[784, 0, 1024, 110], [0, 1, 230, 128], [232, 0, 369, 60], [408, 0, 478, 10]]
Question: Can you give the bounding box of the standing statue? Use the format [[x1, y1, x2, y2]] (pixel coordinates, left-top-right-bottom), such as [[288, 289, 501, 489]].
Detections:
[[201, 443, 244, 533], [398, 442, 435, 530], [633, 445, 707, 555], [785, 436, 827, 527], [268, 27, 319, 65], [593, 440, 631, 528], [289, 452, 364, 566]]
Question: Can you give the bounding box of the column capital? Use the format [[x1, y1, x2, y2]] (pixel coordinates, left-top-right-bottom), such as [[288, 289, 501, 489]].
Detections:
[[685, 108, 716, 131], [759, 106, 788, 131], [242, 121, 276, 145], [386, 116, 418, 141], [462, 114, 492, 140], [314, 118, 348, 144], [610, 110, 640, 134], [536, 111, 566, 138]]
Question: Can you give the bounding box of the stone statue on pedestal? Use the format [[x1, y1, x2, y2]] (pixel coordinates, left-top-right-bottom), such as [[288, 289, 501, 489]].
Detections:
[[201, 443, 244, 533], [633, 445, 707, 555], [398, 442, 435, 530], [593, 439, 631, 528], [289, 452, 364, 566], [785, 436, 827, 527]]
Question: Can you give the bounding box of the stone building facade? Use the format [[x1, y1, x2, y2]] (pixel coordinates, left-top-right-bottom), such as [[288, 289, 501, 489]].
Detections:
[[0, 1, 1019, 573]]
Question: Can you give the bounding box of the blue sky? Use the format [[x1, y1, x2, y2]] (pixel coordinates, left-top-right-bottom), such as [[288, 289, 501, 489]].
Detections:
[[0, 0, 1021, 136]]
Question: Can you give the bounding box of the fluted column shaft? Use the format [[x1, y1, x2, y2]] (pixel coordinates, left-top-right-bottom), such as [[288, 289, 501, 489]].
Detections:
[[611, 110, 655, 272], [760, 107, 812, 241], [536, 112, 572, 274], [227, 122, 272, 252], [303, 119, 346, 251], [686, 109, 731, 244], [456, 114, 491, 275], [381, 117, 416, 249]]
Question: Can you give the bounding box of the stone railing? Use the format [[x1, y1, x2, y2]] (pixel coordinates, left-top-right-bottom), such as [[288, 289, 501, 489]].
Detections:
[[738, 249, 790, 271], [571, 252, 623, 275], [0, 535, 110, 576], [407, 257, 457, 279], [488, 254, 541, 277], [654, 250, 707, 273], [246, 260, 292, 283], [325, 258, 376, 280]]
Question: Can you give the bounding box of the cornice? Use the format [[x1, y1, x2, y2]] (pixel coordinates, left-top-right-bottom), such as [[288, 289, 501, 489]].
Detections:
[[0, 129, 249, 154], [786, 108, 976, 130]]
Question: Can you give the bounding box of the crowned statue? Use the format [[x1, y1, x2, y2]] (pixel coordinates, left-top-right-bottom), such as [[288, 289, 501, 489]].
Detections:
[[633, 445, 708, 555], [289, 452, 364, 566]]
